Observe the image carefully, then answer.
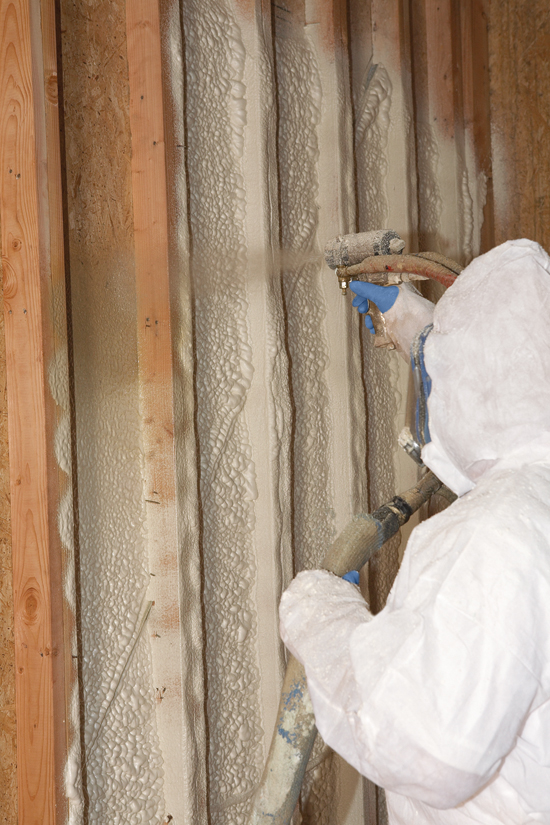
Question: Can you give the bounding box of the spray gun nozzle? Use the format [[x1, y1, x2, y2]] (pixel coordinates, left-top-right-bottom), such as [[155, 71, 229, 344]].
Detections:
[[336, 267, 350, 295]]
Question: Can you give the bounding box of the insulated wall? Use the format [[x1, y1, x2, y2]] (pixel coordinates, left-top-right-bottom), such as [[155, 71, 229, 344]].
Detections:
[[55, 1, 491, 823], [6, 1, 548, 825]]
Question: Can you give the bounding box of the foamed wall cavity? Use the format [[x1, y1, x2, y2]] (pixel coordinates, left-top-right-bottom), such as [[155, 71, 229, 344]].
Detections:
[[275, 17, 330, 578], [70, 264, 165, 821], [60, 2, 165, 822], [275, 13, 341, 821], [183, 4, 264, 822], [68, 250, 165, 814], [352, 56, 401, 615]]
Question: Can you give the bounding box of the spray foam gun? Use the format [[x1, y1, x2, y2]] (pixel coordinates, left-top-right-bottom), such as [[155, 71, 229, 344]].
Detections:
[[324, 229, 462, 349]]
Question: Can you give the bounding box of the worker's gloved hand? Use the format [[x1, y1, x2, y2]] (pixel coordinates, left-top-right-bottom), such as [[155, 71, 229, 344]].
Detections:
[[349, 282, 399, 333], [349, 280, 434, 359], [342, 570, 360, 585]]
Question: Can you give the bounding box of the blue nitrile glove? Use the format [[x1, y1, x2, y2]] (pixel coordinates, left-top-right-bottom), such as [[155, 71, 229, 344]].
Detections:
[[349, 281, 399, 334], [342, 570, 360, 585]]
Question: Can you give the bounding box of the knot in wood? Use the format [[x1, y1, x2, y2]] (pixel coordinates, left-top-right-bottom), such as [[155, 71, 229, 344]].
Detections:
[[46, 72, 58, 105], [22, 586, 40, 625]]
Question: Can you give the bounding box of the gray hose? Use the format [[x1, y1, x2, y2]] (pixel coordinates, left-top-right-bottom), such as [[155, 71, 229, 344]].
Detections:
[[248, 470, 442, 824]]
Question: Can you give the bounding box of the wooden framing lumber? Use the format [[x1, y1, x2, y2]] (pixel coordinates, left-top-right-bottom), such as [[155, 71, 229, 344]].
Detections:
[[0, 287, 16, 825], [459, 0, 494, 253], [0, 0, 75, 822], [409, 0, 464, 259], [409, 0, 493, 262], [125, 1, 207, 820], [370, 0, 418, 247], [485, 0, 550, 248]]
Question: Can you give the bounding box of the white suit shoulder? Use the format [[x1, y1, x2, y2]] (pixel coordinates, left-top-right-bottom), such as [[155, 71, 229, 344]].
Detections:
[[392, 463, 550, 669]]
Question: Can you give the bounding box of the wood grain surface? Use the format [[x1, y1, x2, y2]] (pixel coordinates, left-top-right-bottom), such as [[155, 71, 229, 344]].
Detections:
[[460, 0, 494, 253], [0, 283, 15, 825], [126, 0, 177, 639], [0, 1, 71, 822], [487, 0, 550, 247], [126, 2, 202, 818]]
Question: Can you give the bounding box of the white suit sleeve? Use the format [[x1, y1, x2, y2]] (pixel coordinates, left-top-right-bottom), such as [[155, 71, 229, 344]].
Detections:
[[383, 282, 434, 358], [279, 560, 540, 809], [279, 569, 374, 773]]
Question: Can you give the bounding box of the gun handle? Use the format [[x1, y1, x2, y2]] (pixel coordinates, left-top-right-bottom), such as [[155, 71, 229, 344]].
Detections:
[[368, 302, 395, 349]]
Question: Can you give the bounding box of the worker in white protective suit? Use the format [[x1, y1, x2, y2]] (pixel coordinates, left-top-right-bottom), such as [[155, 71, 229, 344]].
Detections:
[[279, 239, 550, 825]]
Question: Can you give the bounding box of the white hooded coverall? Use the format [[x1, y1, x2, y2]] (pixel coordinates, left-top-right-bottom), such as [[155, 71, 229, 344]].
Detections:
[[279, 240, 550, 824]]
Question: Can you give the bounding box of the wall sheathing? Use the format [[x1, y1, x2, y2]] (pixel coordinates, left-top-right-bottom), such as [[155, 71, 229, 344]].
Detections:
[[7, 1, 548, 824]]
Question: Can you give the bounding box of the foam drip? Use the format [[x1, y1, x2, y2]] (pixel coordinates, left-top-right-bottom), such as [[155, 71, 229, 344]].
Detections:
[[49, 343, 84, 825]]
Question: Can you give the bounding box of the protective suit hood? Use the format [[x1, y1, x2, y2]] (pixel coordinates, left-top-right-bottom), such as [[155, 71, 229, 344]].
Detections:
[[421, 239, 550, 495]]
